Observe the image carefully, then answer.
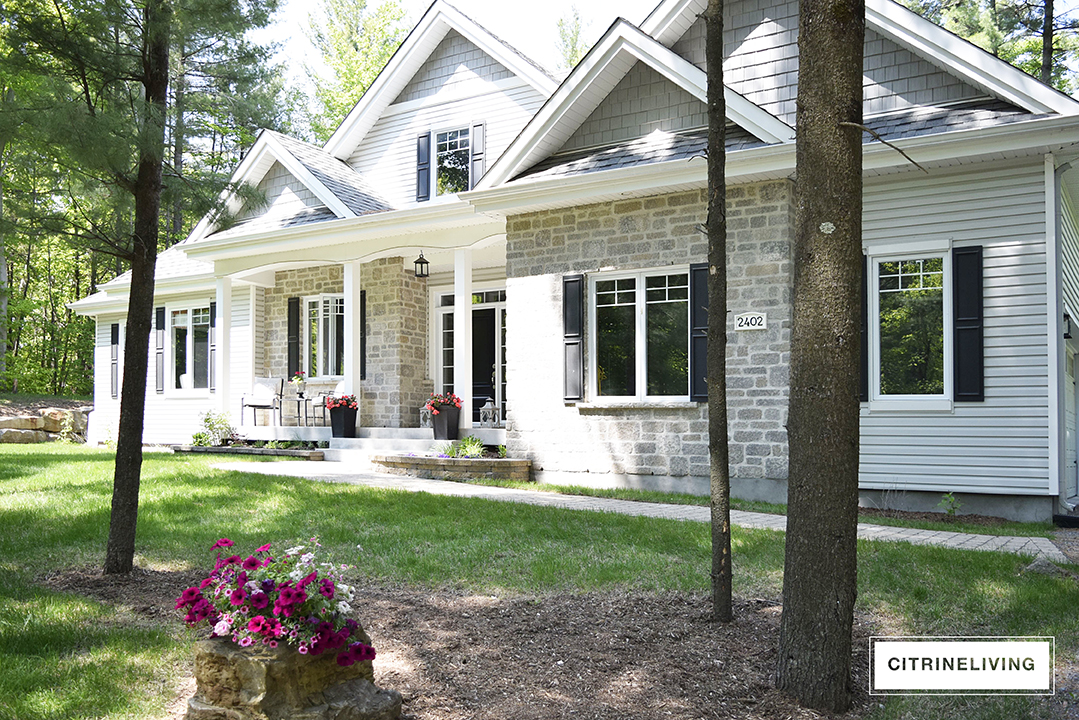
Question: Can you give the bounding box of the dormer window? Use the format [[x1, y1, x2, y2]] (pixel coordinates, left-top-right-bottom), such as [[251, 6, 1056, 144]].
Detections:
[[436, 128, 470, 196], [416, 123, 485, 202]]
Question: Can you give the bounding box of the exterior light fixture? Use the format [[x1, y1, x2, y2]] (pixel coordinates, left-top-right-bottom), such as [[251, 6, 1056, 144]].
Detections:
[[414, 252, 429, 278], [1065, 312, 1073, 340]]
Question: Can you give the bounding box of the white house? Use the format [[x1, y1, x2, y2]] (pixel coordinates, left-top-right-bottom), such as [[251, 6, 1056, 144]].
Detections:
[[72, 0, 1079, 522]]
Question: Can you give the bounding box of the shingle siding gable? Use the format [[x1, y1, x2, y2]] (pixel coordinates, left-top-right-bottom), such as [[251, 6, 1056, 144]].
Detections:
[[393, 29, 515, 105]]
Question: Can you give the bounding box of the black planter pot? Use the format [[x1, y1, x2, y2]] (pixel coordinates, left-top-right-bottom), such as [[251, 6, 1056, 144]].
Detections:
[[432, 405, 460, 440], [329, 406, 357, 438]]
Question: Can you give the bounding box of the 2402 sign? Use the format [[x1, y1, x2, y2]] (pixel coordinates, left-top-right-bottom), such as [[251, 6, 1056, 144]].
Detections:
[[734, 312, 767, 330]]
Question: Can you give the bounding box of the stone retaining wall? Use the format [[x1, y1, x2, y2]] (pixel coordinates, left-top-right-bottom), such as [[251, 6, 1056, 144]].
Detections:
[[370, 454, 532, 483], [0, 407, 92, 443]]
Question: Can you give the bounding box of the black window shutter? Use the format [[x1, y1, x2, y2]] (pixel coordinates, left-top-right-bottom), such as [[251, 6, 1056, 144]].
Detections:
[[860, 256, 869, 402], [953, 245, 984, 402], [470, 122, 485, 189], [155, 307, 165, 393], [689, 262, 708, 402], [287, 297, 300, 379], [416, 132, 431, 202], [360, 290, 367, 381], [110, 323, 120, 399], [563, 274, 584, 401], [209, 302, 217, 393]]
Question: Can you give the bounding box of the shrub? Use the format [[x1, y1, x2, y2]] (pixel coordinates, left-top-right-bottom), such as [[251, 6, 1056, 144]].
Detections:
[[456, 435, 485, 458], [194, 411, 237, 447]]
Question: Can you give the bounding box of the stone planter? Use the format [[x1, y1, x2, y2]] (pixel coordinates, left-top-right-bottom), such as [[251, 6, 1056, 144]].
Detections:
[[431, 405, 460, 440], [186, 637, 401, 720], [330, 406, 357, 438]]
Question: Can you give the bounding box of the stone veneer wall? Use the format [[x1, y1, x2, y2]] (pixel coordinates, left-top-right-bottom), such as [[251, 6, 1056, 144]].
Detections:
[[263, 261, 429, 428], [504, 182, 794, 496]]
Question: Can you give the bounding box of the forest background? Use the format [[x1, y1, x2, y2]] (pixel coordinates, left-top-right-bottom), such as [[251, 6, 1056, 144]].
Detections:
[[0, 0, 1076, 399]]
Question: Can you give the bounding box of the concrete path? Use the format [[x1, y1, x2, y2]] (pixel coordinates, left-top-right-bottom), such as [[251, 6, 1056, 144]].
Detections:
[[218, 461, 1068, 563]]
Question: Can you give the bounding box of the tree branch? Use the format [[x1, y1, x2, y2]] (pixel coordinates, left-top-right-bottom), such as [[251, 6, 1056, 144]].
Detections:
[[839, 122, 929, 173]]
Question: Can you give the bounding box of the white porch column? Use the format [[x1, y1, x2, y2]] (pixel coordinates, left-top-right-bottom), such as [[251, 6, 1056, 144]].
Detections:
[[343, 262, 363, 408], [214, 276, 232, 414], [454, 249, 473, 431]]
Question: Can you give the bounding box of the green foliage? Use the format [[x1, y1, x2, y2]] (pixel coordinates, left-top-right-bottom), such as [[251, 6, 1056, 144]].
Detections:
[[194, 410, 235, 447], [456, 435, 485, 458], [191, 431, 212, 446], [938, 491, 963, 517], [305, 0, 408, 142], [556, 6, 588, 70], [497, 444, 507, 458]]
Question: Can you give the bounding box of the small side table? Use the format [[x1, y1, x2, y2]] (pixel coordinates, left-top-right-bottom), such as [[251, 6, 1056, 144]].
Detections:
[[291, 396, 311, 427]]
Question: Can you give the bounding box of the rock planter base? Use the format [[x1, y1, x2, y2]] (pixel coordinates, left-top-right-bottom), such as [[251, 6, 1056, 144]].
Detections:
[[370, 454, 532, 483], [171, 445, 325, 460], [186, 637, 401, 720]]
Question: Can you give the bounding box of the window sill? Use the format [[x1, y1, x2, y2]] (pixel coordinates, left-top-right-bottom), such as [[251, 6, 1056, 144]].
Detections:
[[572, 400, 701, 412], [863, 398, 953, 413]]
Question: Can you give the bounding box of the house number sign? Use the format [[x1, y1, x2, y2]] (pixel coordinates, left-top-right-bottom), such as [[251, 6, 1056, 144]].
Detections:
[[734, 312, 767, 330]]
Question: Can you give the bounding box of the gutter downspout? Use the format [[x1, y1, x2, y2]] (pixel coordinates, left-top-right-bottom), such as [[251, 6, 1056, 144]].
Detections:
[[1049, 155, 1068, 508]]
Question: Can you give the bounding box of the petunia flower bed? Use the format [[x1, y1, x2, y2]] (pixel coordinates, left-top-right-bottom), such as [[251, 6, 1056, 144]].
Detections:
[[175, 537, 375, 667]]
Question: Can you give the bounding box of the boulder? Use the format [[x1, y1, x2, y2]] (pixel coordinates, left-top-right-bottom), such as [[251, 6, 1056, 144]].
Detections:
[[186, 637, 401, 720], [0, 428, 50, 443], [0, 416, 44, 430], [38, 408, 68, 433]]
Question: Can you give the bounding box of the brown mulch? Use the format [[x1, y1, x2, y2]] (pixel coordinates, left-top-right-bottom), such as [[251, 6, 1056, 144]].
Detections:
[[42, 566, 879, 720], [858, 506, 1024, 527], [0, 395, 91, 417]]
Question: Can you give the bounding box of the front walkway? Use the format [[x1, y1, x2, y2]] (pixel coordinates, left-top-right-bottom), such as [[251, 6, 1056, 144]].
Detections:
[[220, 461, 1068, 563]]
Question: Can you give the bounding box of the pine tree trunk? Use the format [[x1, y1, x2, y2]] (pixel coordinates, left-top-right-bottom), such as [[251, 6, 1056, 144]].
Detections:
[[104, 0, 171, 575], [1041, 0, 1054, 85], [774, 0, 864, 710], [705, 0, 732, 623]]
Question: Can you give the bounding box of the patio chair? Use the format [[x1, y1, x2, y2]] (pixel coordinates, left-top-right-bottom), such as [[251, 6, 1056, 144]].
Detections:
[[311, 380, 346, 426], [241, 377, 283, 426]]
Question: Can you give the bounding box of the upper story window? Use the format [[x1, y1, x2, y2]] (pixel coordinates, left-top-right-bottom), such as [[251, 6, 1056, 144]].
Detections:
[[305, 295, 344, 379], [171, 306, 211, 391], [435, 128, 470, 196], [589, 269, 690, 401]]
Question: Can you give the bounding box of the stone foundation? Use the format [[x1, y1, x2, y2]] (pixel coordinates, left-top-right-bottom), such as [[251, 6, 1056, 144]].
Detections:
[[186, 637, 401, 720]]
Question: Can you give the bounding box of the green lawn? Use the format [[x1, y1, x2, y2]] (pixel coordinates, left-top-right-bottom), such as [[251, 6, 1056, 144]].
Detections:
[[1, 445, 1076, 720]]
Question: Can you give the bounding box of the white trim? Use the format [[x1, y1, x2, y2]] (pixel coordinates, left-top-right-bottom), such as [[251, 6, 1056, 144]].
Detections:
[[586, 265, 692, 404], [260, 134, 356, 219], [381, 76, 531, 119], [866, 248, 953, 409], [866, 0, 1079, 116], [1048, 154, 1064, 496], [476, 20, 793, 190], [301, 293, 346, 381], [165, 302, 215, 398], [640, 0, 708, 47], [323, 0, 557, 160], [432, 124, 473, 199]]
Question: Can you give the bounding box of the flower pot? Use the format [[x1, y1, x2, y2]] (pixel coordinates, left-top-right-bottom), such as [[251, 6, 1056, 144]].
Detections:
[[329, 406, 357, 438], [431, 405, 460, 440]]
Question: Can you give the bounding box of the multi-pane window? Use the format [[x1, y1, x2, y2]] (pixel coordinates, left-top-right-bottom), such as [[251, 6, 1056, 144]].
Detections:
[[874, 255, 948, 398], [305, 295, 344, 379], [592, 271, 689, 399], [435, 128, 470, 196], [171, 307, 210, 390]]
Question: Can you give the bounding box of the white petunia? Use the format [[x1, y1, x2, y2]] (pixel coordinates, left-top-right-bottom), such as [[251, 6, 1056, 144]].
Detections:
[[290, 569, 306, 581], [285, 545, 305, 555], [300, 552, 316, 566], [336, 601, 352, 614], [213, 620, 232, 636]]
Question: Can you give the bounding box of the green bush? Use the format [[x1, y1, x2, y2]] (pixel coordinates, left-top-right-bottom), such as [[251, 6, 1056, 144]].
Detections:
[[456, 435, 485, 458], [191, 431, 213, 447], [193, 411, 236, 446]]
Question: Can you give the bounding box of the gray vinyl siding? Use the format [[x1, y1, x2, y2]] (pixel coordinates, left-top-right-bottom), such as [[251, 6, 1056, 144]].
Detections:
[[1061, 191, 1079, 317], [860, 160, 1051, 496], [240, 161, 325, 221], [669, 4, 985, 126], [558, 61, 708, 152], [394, 29, 514, 104]]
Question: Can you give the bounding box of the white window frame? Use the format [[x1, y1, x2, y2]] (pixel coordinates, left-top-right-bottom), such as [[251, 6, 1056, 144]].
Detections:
[[302, 293, 345, 380], [587, 266, 692, 404], [432, 125, 471, 199], [866, 241, 954, 412], [166, 302, 212, 396]]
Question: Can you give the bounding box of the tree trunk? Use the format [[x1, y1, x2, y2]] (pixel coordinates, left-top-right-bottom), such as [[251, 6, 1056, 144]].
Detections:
[[104, 0, 171, 575], [0, 90, 9, 389], [171, 54, 185, 246], [774, 0, 864, 711], [1041, 0, 1054, 85], [705, 0, 732, 623]]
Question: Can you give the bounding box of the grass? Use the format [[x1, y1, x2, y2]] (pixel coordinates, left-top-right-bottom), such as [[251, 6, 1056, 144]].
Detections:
[[462, 478, 1057, 537], [1, 444, 1076, 720]]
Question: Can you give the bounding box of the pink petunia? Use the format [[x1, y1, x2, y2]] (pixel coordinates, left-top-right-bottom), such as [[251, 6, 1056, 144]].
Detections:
[[210, 538, 234, 550], [229, 587, 247, 606], [242, 556, 260, 571], [256, 544, 272, 553]]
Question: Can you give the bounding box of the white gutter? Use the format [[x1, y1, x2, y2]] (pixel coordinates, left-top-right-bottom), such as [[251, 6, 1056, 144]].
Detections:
[[1049, 155, 1068, 499]]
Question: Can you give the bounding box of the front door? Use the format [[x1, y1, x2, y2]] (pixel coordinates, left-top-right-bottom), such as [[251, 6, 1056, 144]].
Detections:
[[435, 289, 506, 426]]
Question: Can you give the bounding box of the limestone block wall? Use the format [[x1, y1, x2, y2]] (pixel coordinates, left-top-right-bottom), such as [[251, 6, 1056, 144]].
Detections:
[[504, 182, 793, 490], [262, 261, 429, 428]]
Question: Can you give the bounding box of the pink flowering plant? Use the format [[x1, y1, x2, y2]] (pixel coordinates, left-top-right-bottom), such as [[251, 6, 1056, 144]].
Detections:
[[423, 392, 462, 415], [325, 394, 357, 410], [175, 537, 375, 666]]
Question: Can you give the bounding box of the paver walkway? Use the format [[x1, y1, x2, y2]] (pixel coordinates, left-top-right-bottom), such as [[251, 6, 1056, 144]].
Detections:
[[220, 461, 1068, 563]]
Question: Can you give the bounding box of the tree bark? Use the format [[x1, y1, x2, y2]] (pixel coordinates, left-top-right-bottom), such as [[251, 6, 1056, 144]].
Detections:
[[705, 0, 732, 623], [774, 0, 864, 711], [104, 0, 171, 575], [1041, 0, 1054, 85]]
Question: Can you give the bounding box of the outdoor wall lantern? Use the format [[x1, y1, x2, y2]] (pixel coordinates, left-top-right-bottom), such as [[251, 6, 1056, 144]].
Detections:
[[414, 252, 429, 278], [1065, 311, 1073, 340]]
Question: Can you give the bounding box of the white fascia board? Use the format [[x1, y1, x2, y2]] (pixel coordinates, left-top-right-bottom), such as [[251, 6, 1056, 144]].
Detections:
[[323, 1, 557, 160], [182, 201, 493, 264], [69, 275, 218, 315], [478, 20, 791, 189], [640, 0, 707, 47], [260, 134, 354, 219], [188, 132, 279, 243], [868, 0, 1079, 116]]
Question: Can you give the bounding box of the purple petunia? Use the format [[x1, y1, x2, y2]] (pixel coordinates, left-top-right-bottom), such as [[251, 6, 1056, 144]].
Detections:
[[249, 592, 269, 610], [229, 587, 247, 606], [242, 556, 260, 571], [210, 538, 234, 551]]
